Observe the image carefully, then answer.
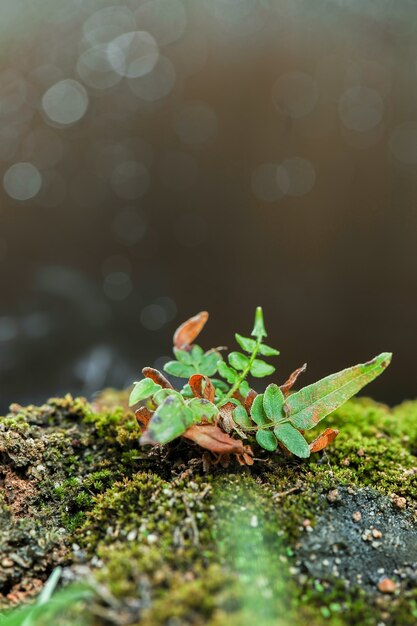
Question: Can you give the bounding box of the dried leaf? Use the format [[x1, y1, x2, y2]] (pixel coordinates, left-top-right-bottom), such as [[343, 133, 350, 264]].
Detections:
[[142, 367, 173, 389], [309, 428, 339, 453], [182, 424, 251, 460], [244, 389, 257, 413], [218, 401, 237, 433], [189, 374, 215, 402], [280, 364, 307, 395], [173, 311, 209, 350], [135, 406, 153, 430]]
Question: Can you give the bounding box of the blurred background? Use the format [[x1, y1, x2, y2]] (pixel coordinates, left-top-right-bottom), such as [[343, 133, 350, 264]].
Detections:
[[0, 0, 416, 411]]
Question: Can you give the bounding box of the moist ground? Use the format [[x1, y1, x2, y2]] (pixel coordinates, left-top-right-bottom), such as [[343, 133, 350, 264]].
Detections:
[[0, 393, 416, 625]]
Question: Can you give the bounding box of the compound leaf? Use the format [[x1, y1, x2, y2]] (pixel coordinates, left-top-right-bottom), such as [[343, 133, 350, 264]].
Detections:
[[285, 352, 392, 430]]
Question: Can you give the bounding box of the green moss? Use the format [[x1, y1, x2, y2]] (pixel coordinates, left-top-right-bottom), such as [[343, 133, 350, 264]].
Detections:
[[1, 394, 416, 625]]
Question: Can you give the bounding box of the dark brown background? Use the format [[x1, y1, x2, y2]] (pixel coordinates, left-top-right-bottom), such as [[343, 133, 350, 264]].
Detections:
[[0, 1, 416, 410]]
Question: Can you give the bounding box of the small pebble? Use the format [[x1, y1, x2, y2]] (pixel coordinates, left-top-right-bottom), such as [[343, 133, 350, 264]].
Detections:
[[352, 511, 362, 522], [1, 558, 13, 568], [342, 458, 350, 466], [147, 533, 158, 544], [377, 578, 397, 594], [357, 448, 365, 457], [327, 489, 339, 503], [302, 519, 311, 528], [250, 515, 258, 528], [392, 495, 406, 509], [372, 528, 383, 539]]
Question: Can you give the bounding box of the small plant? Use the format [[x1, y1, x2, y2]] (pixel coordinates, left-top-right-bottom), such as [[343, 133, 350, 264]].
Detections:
[[129, 308, 391, 466]]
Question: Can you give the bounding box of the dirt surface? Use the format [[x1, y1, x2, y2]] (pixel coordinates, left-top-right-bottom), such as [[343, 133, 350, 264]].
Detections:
[[296, 486, 417, 591], [0, 393, 416, 625]]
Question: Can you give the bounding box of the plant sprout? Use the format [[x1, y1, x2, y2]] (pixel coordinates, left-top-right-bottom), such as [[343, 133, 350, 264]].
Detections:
[[129, 308, 391, 466]]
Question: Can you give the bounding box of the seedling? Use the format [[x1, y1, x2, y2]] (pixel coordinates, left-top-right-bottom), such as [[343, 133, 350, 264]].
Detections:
[[129, 308, 391, 466]]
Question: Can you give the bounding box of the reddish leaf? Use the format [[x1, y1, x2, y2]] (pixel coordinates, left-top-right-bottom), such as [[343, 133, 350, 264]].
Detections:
[[183, 424, 245, 454], [173, 311, 209, 350], [189, 374, 215, 402], [244, 389, 257, 413], [218, 401, 237, 433], [280, 364, 307, 395], [309, 428, 339, 453], [183, 424, 254, 466], [142, 367, 173, 389], [135, 406, 153, 430]]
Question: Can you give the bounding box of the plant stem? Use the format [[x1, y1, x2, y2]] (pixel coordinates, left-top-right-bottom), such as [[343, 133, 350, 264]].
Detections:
[[219, 338, 261, 405]]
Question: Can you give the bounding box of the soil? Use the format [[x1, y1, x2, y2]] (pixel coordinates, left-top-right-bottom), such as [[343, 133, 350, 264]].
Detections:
[[0, 392, 416, 625]]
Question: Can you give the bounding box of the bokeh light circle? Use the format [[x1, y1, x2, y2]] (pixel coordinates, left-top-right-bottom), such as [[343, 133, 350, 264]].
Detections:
[[107, 31, 159, 79], [3, 162, 42, 201], [42, 79, 89, 126], [339, 86, 383, 132]]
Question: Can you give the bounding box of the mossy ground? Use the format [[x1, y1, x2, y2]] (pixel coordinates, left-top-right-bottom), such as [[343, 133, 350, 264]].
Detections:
[[0, 393, 416, 625]]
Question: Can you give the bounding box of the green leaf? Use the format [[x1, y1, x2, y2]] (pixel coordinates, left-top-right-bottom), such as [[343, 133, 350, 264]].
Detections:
[[164, 361, 196, 378], [143, 395, 193, 444], [233, 404, 252, 428], [274, 423, 310, 458], [228, 351, 249, 371], [263, 383, 285, 419], [199, 351, 221, 376], [187, 398, 218, 423], [129, 378, 161, 406], [285, 352, 392, 430], [191, 345, 204, 362], [218, 361, 238, 384], [259, 343, 280, 357], [173, 348, 193, 365], [211, 378, 230, 393], [180, 383, 194, 398], [251, 306, 267, 340], [250, 359, 276, 378], [250, 394, 269, 426], [256, 430, 278, 452], [239, 380, 251, 397], [235, 333, 256, 353], [153, 388, 182, 405]]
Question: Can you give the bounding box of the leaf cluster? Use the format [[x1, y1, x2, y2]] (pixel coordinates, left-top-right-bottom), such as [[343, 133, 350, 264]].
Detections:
[[129, 307, 392, 465]]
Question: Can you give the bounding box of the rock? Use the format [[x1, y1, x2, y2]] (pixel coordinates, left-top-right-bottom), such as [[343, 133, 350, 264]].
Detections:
[[327, 489, 339, 503], [352, 511, 362, 522], [391, 495, 407, 509], [377, 578, 397, 594]]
